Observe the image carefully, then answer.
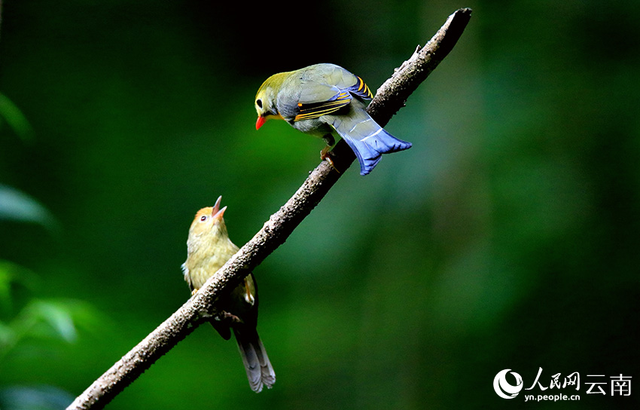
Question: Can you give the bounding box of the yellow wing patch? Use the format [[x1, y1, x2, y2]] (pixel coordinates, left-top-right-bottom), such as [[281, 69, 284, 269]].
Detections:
[[354, 76, 373, 100], [294, 91, 352, 122]]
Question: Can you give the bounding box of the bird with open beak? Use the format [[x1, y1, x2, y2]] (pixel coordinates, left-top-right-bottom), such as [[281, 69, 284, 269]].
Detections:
[[182, 196, 275, 392]]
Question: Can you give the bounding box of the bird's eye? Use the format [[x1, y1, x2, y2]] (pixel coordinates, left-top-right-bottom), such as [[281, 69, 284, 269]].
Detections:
[[256, 99, 263, 108], [200, 215, 207, 222]]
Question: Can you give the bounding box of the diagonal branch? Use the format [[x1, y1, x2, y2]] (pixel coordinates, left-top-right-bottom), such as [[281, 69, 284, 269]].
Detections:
[[67, 8, 472, 410]]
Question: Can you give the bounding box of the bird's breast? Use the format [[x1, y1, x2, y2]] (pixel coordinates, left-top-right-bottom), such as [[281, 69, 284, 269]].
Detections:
[[185, 240, 238, 290]]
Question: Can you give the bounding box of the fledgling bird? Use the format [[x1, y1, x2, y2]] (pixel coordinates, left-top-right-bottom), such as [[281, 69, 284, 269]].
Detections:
[[255, 63, 412, 175], [182, 196, 275, 393]]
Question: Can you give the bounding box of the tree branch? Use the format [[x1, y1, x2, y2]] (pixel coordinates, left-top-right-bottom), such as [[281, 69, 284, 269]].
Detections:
[[67, 8, 472, 410]]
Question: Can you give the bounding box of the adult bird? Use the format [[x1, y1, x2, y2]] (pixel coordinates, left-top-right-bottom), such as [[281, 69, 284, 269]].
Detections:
[[255, 63, 412, 175]]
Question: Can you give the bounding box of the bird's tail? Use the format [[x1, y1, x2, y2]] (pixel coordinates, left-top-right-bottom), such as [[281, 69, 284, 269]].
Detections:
[[329, 110, 411, 175], [233, 328, 276, 393]]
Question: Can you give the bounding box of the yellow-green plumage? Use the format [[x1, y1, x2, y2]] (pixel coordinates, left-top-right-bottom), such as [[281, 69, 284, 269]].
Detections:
[[182, 197, 275, 393], [183, 208, 237, 292], [255, 63, 411, 175]]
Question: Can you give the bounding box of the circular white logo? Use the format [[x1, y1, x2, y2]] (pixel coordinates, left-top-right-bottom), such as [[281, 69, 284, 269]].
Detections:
[[493, 369, 523, 399]]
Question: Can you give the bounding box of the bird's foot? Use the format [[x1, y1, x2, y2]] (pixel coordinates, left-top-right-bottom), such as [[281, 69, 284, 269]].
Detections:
[[320, 146, 341, 173], [216, 310, 244, 325]]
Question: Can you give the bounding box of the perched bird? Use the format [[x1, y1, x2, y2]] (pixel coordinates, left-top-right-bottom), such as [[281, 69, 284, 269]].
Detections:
[[182, 197, 275, 393], [255, 63, 412, 175]]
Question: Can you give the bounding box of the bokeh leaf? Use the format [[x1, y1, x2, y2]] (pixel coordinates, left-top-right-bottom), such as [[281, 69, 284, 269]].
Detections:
[[0, 261, 38, 316], [0, 185, 58, 232], [0, 385, 74, 410], [0, 265, 12, 314], [24, 300, 77, 343], [0, 321, 16, 350], [0, 92, 34, 142]]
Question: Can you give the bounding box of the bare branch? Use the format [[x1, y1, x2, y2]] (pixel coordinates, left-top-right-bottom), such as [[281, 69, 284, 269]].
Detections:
[[67, 8, 472, 410], [367, 8, 472, 127]]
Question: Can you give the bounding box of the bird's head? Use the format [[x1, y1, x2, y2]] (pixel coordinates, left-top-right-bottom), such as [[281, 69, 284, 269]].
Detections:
[[255, 73, 286, 130], [187, 196, 229, 248]]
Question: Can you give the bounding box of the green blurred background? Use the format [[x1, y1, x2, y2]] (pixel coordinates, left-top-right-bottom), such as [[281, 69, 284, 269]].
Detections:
[[0, 0, 638, 409]]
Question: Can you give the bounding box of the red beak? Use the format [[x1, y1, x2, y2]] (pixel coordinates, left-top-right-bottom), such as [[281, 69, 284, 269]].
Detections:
[[256, 116, 266, 130]]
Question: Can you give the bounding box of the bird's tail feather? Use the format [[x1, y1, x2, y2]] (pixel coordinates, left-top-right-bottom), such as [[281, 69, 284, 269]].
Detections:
[[233, 328, 276, 393], [333, 117, 412, 175]]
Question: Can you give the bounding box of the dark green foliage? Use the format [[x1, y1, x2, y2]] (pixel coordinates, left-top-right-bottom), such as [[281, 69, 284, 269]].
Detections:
[[0, 1, 637, 409]]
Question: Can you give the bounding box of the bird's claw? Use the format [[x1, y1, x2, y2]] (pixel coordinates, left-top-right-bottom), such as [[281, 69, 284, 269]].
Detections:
[[216, 310, 244, 325], [320, 146, 341, 173]]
